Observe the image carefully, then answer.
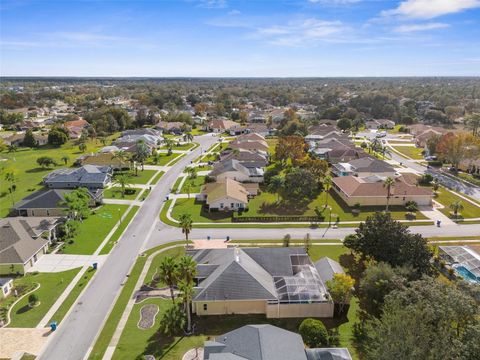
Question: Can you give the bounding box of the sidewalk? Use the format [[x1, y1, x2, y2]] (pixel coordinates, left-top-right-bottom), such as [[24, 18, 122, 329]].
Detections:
[[103, 198, 143, 206], [419, 205, 457, 226]]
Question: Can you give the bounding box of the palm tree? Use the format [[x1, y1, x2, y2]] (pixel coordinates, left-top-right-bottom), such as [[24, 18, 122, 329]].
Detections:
[[177, 256, 197, 286], [158, 256, 178, 303], [159, 303, 185, 336], [383, 177, 395, 212], [178, 279, 195, 334], [380, 146, 391, 159], [179, 214, 193, 249], [4, 169, 17, 207], [113, 150, 129, 172], [323, 175, 333, 209], [61, 155, 70, 165], [184, 183, 192, 199], [113, 174, 132, 198], [135, 139, 150, 171], [449, 201, 464, 219], [183, 132, 194, 143], [7, 144, 17, 153], [164, 138, 175, 156], [79, 142, 87, 153], [268, 175, 284, 202]]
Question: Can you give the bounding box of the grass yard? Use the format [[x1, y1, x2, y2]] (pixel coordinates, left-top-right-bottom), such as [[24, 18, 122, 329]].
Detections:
[[111, 244, 359, 360], [122, 170, 158, 185], [99, 206, 140, 254], [391, 145, 424, 160], [8, 268, 80, 328], [171, 189, 426, 223], [191, 128, 208, 136], [48, 267, 97, 324], [159, 142, 197, 151], [435, 188, 480, 219], [179, 176, 206, 194], [0, 136, 120, 218], [147, 153, 181, 166], [103, 187, 142, 200], [60, 204, 129, 255], [150, 171, 164, 185]]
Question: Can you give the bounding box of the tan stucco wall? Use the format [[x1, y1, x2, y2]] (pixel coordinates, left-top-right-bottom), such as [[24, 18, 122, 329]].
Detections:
[[208, 196, 247, 210], [265, 302, 334, 318], [22, 208, 64, 217], [193, 300, 266, 315]]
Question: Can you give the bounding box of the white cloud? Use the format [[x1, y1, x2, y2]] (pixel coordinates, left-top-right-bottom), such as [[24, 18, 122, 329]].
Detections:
[[197, 0, 227, 9], [308, 0, 361, 4], [253, 18, 348, 47], [382, 0, 480, 19], [394, 22, 450, 32]]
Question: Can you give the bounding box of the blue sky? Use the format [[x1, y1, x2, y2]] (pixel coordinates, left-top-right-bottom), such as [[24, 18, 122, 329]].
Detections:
[[1, 0, 480, 77]]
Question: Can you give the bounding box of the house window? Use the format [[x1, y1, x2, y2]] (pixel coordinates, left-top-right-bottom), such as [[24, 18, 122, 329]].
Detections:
[[203, 304, 208, 311], [220, 203, 224, 208], [231, 203, 234, 208]]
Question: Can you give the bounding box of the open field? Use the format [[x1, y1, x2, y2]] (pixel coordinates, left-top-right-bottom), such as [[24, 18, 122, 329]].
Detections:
[[7, 268, 80, 328], [61, 204, 129, 255]]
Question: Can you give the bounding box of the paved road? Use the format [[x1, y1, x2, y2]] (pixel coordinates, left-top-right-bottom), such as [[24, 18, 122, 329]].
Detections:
[[38, 135, 218, 360]]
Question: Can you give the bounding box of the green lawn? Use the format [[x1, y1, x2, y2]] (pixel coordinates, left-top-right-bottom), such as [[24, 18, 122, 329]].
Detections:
[[111, 244, 359, 360], [171, 190, 426, 223], [435, 188, 480, 219], [171, 176, 184, 193], [159, 142, 197, 151], [391, 145, 424, 160], [99, 206, 140, 255], [8, 268, 80, 327], [48, 268, 96, 324], [119, 170, 157, 185], [0, 136, 119, 217], [147, 153, 181, 166], [150, 171, 164, 185], [103, 187, 142, 200], [179, 176, 206, 194], [60, 204, 129, 255], [191, 128, 208, 136]]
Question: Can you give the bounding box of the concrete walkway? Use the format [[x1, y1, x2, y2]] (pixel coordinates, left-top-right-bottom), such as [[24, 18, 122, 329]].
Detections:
[[419, 205, 457, 226], [27, 254, 108, 273], [103, 199, 143, 206]]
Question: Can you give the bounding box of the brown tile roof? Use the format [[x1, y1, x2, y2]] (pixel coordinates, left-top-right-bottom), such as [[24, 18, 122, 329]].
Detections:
[[64, 119, 89, 128], [333, 175, 432, 197], [209, 119, 239, 130], [201, 178, 249, 204]]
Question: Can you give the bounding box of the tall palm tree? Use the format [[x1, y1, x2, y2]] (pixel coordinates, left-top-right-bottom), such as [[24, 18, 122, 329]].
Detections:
[[183, 132, 194, 143], [381, 146, 391, 159], [323, 175, 333, 209], [177, 256, 197, 285], [113, 150, 129, 172], [178, 279, 195, 334], [7, 144, 17, 153], [4, 169, 17, 207], [135, 139, 150, 171], [449, 201, 464, 219], [179, 214, 193, 249], [113, 174, 132, 198], [158, 256, 178, 303], [164, 138, 175, 156], [383, 177, 395, 212], [61, 155, 70, 165], [184, 183, 192, 199]]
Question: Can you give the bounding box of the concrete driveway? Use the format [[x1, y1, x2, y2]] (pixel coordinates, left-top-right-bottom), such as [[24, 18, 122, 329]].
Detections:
[[27, 254, 108, 273]]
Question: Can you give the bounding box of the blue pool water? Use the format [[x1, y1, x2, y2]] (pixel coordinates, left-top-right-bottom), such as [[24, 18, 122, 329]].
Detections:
[[454, 266, 479, 283]]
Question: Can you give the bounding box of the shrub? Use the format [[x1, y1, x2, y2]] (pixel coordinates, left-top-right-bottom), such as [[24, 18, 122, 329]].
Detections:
[[417, 173, 433, 185], [299, 318, 329, 347], [28, 293, 39, 307]]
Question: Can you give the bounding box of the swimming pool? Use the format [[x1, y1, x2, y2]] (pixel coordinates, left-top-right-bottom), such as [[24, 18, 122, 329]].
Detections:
[[453, 265, 479, 284]]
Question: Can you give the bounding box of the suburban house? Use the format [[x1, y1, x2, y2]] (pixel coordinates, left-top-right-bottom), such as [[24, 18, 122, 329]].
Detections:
[[2, 133, 25, 146], [64, 119, 90, 139], [332, 157, 396, 178], [310, 139, 368, 164], [414, 128, 444, 148], [190, 247, 340, 318], [122, 128, 163, 138], [220, 149, 269, 168], [113, 133, 158, 150], [245, 123, 274, 137], [155, 121, 188, 134], [0, 217, 62, 275], [268, 108, 285, 123], [307, 124, 344, 138], [206, 119, 240, 133], [229, 139, 269, 153], [247, 110, 266, 123], [438, 246, 480, 283], [365, 119, 395, 129], [203, 324, 353, 360], [43, 165, 112, 190], [0, 277, 14, 299], [197, 178, 258, 211], [315, 257, 345, 283], [210, 159, 264, 183], [332, 175, 433, 207], [75, 152, 130, 171], [13, 188, 102, 217]]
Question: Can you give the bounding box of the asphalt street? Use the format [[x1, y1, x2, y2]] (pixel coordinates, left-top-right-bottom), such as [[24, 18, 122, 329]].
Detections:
[[38, 134, 218, 360]]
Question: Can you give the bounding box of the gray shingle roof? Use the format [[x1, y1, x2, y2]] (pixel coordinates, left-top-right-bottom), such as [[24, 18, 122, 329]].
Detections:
[[314, 257, 345, 284], [43, 165, 111, 187], [347, 157, 394, 173], [0, 217, 59, 264], [204, 324, 308, 360], [14, 189, 70, 210], [210, 159, 250, 177]]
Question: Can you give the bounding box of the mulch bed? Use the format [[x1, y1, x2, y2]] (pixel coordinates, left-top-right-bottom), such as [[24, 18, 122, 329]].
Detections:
[[138, 304, 159, 330]]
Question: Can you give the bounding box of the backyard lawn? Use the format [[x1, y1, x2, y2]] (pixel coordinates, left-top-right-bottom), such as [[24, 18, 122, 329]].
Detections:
[[7, 268, 80, 327], [0, 136, 118, 217], [111, 244, 359, 360], [391, 145, 424, 160], [435, 188, 480, 219], [171, 189, 426, 223], [179, 176, 206, 194], [104, 187, 142, 200], [60, 204, 129, 254]]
